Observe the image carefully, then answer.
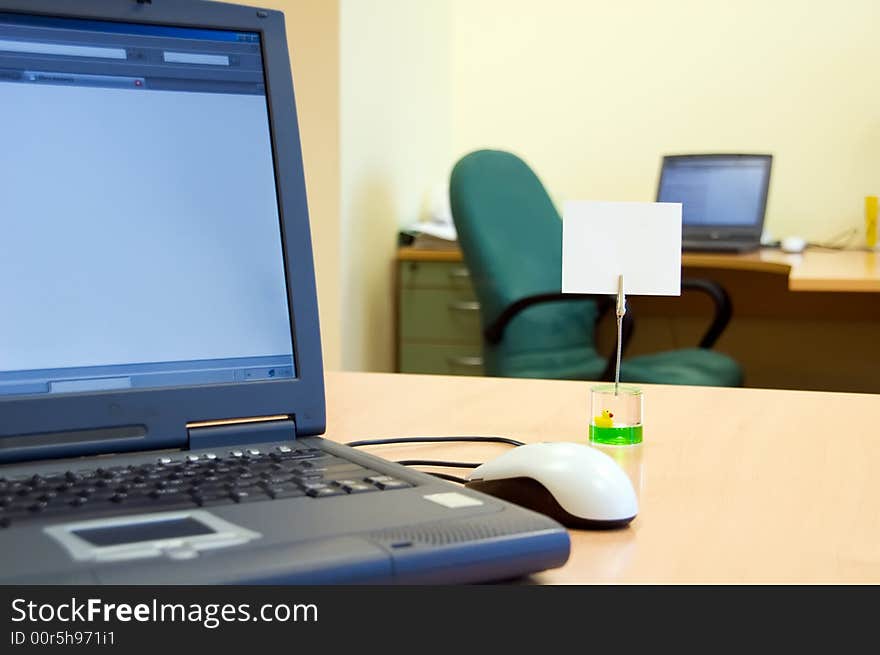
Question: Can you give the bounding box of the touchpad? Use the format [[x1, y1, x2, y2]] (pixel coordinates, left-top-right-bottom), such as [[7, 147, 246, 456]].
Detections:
[[44, 510, 261, 562], [73, 517, 214, 547]]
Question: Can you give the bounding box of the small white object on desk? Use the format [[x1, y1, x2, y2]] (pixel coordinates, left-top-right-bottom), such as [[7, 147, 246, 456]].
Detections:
[[781, 235, 807, 254]]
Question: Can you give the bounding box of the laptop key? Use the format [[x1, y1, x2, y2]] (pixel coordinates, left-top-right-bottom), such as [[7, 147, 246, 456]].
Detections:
[[7, 499, 36, 513], [263, 475, 296, 486], [364, 476, 411, 490], [264, 485, 306, 500], [293, 473, 325, 485], [342, 483, 376, 494], [300, 480, 329, 491], [376, 479, 411, 490], [229, 490, 267, 503], [323, 467, 370, 481], [306, 487, 346, 498], [224, 478, 261, 490], [194, 482, 229, 495]]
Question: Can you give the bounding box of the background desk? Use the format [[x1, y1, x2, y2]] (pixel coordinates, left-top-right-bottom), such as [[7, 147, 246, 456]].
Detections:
[[397, 247, 880, 393], [679, 248, 880, 292], [325, 371, 880, 583]]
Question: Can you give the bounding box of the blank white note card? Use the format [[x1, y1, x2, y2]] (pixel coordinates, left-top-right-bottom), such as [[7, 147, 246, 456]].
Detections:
[[562, 200, 682, 296]]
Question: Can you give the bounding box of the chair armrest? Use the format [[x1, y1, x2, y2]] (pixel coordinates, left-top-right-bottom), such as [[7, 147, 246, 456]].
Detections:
[[681, 277, 733, 348], [484, 293, 634, 382], [484, 292, 611, 344]]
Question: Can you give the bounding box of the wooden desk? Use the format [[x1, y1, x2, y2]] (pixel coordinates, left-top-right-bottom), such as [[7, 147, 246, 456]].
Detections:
[[325, 371, 880, 583], [647, 249, 880, 392], [680, 249, 880, 293], [397, 247, 880, 393]]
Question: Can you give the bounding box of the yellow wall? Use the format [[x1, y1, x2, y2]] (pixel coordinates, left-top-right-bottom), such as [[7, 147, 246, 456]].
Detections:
[[451, 0, 880, 243], [260, 0, 342, 369], [340, 0, 453, 371]]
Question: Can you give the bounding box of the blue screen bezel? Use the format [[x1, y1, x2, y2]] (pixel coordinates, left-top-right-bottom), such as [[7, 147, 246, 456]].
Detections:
[[656, 153, 773, 238], [0, 0, 326, 459]]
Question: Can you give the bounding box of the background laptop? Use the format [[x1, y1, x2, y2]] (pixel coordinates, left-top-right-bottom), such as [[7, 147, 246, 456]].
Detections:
[[0, 0, 569, 584], [656, 154, 773, 252]]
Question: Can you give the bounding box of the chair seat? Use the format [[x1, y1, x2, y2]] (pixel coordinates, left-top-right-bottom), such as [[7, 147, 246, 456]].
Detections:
[[491, 346, 608, 381], [621, 348, 743, 387]]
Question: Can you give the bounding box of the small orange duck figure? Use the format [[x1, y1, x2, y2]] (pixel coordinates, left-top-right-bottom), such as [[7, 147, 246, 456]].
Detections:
[[594, 409, 614, 428]]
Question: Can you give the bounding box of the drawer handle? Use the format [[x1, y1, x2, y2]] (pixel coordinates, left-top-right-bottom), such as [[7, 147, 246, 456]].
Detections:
[[449, 300, 480, 312], [448, 267, 471, 279], [447, 355, 483, 367]]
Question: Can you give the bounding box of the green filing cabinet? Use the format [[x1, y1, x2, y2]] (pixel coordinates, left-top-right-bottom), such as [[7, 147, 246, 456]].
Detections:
[[397, 252, 484, 376]]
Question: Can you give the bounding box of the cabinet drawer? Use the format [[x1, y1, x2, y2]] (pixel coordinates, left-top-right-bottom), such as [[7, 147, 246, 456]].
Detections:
[[399, 343, 484, 376], [399, 287, 482, 342], [399, 261, 474, 290]]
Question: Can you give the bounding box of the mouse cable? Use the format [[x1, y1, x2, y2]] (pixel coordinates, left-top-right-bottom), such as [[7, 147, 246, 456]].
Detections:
[[395, 459, 480, 469], [809, 226, 859, 250], [424, 471, 468, 484], [345, 435, 525, 448]]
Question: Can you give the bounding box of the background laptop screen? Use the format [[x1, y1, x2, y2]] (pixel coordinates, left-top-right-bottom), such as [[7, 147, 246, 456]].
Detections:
[[657, 155, 771, 228], [0, 13, 295, 397]]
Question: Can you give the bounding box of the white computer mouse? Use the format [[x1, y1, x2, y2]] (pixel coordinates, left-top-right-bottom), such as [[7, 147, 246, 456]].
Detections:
[[465, 442, 638, 529], [781, 236, 807, 254]]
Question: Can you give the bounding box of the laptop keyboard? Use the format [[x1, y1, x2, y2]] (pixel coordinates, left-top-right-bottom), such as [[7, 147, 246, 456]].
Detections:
[[0, 444, 411, 529]]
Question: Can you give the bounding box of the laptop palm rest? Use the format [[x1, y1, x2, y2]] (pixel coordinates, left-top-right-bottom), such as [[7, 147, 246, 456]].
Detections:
[[93, 536, 394, 584]]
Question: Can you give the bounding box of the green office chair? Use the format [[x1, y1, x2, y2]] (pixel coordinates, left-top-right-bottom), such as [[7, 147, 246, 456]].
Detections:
[[448, 149, 744, 386]]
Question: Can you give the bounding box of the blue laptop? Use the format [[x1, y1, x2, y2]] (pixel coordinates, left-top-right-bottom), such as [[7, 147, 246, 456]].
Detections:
[[0, 0, 569, 584], [657, 153, 773, 253]]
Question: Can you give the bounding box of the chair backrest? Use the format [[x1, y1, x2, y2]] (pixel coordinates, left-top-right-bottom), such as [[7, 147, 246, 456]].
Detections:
[[449, 149, 602, 378]]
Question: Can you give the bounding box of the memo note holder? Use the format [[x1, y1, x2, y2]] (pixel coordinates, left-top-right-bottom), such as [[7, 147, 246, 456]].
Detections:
[[589, 275, 643, 446], [562, 200, 681, 455]]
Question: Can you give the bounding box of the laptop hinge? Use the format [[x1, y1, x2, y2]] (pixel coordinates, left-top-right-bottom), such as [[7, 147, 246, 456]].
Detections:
[[186, 415, 296, 451]]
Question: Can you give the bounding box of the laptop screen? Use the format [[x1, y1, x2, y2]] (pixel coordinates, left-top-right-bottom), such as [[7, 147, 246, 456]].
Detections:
[[657, 155, 771, 230], [0, 12, 295, 397]]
